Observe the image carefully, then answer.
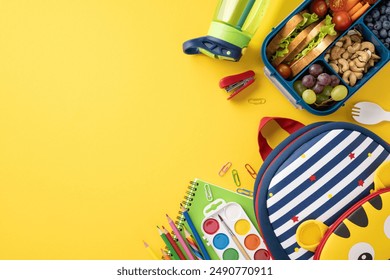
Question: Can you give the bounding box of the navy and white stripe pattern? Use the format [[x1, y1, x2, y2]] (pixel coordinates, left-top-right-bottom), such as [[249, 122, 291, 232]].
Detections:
[[266, 129, 390, 260]]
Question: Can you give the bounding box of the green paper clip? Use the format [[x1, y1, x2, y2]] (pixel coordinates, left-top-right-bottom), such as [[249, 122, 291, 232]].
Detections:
[[232, 169, 241, 187]]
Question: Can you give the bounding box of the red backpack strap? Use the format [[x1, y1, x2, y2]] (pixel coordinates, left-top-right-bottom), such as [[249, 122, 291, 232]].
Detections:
[[258, 117, 305, 161]]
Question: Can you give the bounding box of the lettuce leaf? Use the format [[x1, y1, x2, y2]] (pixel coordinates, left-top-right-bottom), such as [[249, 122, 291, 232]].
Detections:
[[292, 15, 336, 62], [272, 13, 319, 61]]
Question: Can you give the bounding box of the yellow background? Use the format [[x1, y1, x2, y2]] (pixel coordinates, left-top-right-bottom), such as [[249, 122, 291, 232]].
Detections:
[[0, 0, 388, 260]]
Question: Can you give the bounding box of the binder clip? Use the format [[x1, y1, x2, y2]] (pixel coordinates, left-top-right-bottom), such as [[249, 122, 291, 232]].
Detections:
[[219, 70, 255, 100]]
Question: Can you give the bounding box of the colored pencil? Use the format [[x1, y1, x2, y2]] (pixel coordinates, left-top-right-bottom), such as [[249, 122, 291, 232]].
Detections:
[[166, 214, 195, 260], [162, 226, 186, 260], [218, 214, 251, 260], [184, 227, 203, 260], [157, 226, 180, 260], [161, 249, 171, 260], [143, 240, 159, 260], [181, 205, 211, 260]]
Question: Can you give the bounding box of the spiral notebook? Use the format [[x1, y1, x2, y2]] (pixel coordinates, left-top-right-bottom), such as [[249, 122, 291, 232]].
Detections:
[[176, 178, 258, 260]]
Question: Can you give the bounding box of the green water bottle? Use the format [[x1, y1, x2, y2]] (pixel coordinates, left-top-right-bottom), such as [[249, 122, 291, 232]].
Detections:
[[183, 0, 269, 61]]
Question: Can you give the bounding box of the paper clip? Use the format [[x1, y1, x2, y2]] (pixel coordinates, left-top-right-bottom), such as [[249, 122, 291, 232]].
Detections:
[[218, 161, 232, 177], [204, 184, 213, 202], [248, 98, 266, 105], [232, 169, 241, 187], [245, 163, 257, 179], [219, 70, 255, 100], [237, 188, 254, 197]]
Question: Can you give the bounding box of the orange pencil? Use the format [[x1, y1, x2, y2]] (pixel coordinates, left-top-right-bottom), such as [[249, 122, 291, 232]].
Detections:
[[166, 214, 195, 260], [162, 226, 186, 260], [161, 249, 171, 260]]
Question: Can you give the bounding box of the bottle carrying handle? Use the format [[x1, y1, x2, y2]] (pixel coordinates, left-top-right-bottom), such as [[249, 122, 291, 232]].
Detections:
[[258, 117, 305, 161], [182, 36, 242, 61]]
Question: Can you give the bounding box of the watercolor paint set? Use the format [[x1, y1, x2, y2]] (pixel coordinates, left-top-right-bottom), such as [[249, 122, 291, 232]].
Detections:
[[201, 199, 270, 260]]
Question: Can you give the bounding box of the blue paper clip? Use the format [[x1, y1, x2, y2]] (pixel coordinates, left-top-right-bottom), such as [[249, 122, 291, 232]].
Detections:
[[237, 188, 253, 197]]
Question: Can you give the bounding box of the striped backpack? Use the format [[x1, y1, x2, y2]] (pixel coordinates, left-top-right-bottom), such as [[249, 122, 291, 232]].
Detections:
[[253, 117, 390, 260]]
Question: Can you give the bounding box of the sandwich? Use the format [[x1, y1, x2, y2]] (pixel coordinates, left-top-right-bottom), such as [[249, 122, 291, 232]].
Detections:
[[266, 12, 338, 77]]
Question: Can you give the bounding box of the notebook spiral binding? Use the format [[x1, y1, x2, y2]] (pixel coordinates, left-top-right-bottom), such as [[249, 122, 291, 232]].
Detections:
[[175, 181, 198, 231]]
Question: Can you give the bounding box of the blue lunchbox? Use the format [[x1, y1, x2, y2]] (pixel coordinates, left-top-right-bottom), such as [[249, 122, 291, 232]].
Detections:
[[262, 0, 390, 115]]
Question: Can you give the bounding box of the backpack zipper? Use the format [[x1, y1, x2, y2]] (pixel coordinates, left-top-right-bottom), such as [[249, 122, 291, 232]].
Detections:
[[314, 188, 390, 259]]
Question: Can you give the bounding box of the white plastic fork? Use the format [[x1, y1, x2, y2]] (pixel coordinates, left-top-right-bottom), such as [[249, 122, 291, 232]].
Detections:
[[352, 102, 390, 125]]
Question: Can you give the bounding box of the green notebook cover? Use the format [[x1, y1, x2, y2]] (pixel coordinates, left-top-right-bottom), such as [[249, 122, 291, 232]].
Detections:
[[177, 178, 258, 260]]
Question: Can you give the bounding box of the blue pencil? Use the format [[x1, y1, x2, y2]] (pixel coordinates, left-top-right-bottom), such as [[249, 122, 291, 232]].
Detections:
[[181, 205, 211, 260]]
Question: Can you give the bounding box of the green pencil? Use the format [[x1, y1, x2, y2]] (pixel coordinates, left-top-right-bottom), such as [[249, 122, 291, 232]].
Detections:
[[157, 226, 180, 260]]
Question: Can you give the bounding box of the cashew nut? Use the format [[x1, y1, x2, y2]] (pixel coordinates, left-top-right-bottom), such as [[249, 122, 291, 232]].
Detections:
[[353, 58, 366, 68], [356, 51, 371, 63], [364, 59, 375, 73], [350, 34, 362, 43], [347, 43, 361, 54], [348, 29, 362, 38], [343, 70, 357, 87], [338, 58, 349, 73], [350, 60, 365, 72], [352, 71, 363, 80], [340, 35, 352, 48], [329, 62, 339, 73], [342, 51, 351, 60], [364, 64, 369, 73], [324, 53, 330, 62], [371, 53, 381, 61], [360, 42, 375, 53], [331, 46, 345, 60]]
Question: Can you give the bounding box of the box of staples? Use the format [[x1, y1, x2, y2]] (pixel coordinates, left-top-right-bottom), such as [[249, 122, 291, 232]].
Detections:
[[261, 0, 389, 115]]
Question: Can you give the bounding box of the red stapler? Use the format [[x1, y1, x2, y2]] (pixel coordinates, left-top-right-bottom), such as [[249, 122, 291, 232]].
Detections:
[[219, 70, 255, 100]]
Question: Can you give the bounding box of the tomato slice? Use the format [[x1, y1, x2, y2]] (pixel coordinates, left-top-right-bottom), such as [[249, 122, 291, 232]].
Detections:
[[329, 0, 346, 12]]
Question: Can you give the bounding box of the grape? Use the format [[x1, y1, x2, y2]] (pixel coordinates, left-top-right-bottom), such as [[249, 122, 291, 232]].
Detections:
[[330, 75, 340, 87], [331, 85, 348, 101], [322, 85, 333, 97], [312, 82, 324, 94], [317, 73, 331, 86], [316, 93, 329, 104], [302, 89, 316, 104], [308, 64, 324, 77], [302, 75, 316, 88], [293, 80, 307, 96]]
